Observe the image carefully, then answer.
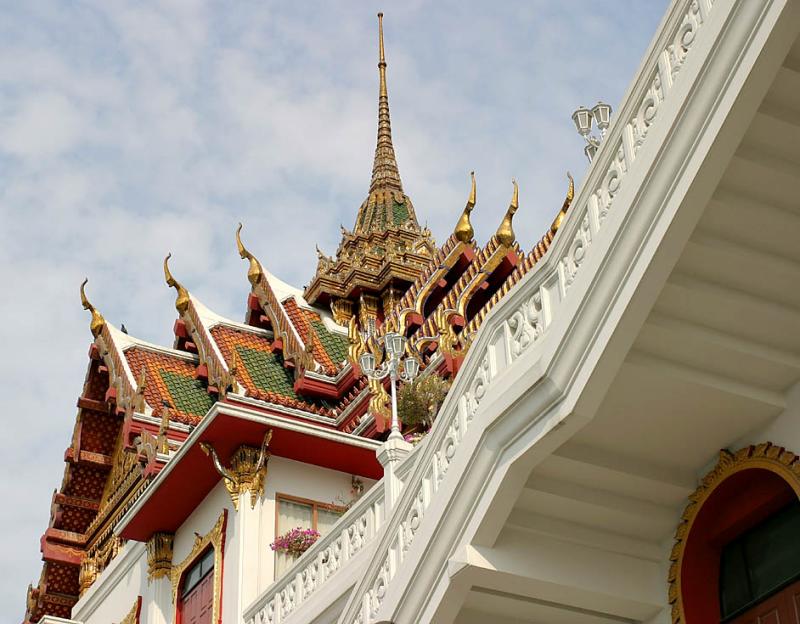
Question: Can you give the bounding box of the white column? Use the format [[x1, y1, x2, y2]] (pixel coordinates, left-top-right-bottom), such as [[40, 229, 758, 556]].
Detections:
[[237, 490, 263, 620], [147, 576, 173, 624], [376, 436, 412, 509]]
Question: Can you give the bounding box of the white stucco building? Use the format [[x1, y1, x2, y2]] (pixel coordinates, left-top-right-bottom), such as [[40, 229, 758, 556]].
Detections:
[[29, 0, 800, 622]]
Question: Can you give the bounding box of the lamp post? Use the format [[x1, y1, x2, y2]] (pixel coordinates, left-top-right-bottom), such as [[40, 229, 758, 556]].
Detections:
[[359, 332, 420, 440], [572, 101, 612, 162]]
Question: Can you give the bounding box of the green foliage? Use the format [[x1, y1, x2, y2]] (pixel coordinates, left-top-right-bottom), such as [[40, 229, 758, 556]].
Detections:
[[397, 374, 450, 430]]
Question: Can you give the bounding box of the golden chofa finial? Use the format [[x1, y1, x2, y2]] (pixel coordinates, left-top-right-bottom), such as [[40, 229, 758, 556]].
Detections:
[[496, 178, 519, 246], [454, 171, 476, 243], [80, 278, 106, 337], [163, 253, 190, 313], [550, 172, 575, 234], [236, 223, 264, 287]]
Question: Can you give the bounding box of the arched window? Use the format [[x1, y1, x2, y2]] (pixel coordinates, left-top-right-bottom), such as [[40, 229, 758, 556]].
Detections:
[[178, 548, 215, 624], [670, 444, 800, 624]]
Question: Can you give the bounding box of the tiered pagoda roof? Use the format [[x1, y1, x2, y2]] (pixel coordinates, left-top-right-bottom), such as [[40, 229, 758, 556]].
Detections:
[[23, 14, 575, 623]]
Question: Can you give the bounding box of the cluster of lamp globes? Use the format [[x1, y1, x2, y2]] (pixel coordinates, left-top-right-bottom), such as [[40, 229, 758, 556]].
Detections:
[[572, 101, 613, 162], [358, 332, 421, 440]]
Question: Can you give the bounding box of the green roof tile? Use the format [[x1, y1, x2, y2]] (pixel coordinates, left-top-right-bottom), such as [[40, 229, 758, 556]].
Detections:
[[311, 320, 349, 365], [235, 345, 298, 398], [159, 370, 216, 417]]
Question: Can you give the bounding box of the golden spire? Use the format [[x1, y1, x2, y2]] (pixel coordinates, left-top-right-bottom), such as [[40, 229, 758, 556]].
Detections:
[[454, 171, 476, 243], [368, 12, 403, 197], [550, 172, 575, 233], [80, 278, 106, 337], [496, 179, 519, 246], [163, 253, 190, 313], [236, 223, 264, 287]]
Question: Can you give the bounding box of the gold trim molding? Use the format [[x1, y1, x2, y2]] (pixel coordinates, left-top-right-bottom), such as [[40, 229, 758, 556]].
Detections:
[[147, 532, 174, 581], [118, 596, 141, 624], [171, 510, 228, 624], [669, 442, 800, 623]]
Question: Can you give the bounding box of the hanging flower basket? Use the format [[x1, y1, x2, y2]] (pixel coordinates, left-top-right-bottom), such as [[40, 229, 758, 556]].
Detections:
[[270, 527, 321, 557]]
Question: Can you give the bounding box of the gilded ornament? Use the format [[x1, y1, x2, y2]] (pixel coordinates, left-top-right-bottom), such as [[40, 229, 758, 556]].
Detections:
[[163, 253, 190, 314], [550, 172, 575, 233], [347, 316, 366, 368], [119, 597, 141, 624], [331, 298, 354, 325], [432, 308, 460, 357], [454, 171, 476, 243], [200, 430, 272, 511], [496, 179, 519, 247], [133, 365, 148, 413], [79, 555, 98, 595], [236, 223, 264, 287], [80, 278, 106, 337], [146, 532, 174, 581]]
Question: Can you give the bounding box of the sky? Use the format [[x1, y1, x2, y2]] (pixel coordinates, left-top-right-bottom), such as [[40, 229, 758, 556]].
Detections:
[[0, 1, 669, 619]]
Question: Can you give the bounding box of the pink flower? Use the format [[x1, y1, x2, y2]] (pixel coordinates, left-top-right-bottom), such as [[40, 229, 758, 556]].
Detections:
[[270, 527, 321, 556]]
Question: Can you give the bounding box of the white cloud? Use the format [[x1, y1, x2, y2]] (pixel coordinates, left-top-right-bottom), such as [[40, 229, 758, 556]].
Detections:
[[0, 1, 669, 618], [2, 92, 86, 158]]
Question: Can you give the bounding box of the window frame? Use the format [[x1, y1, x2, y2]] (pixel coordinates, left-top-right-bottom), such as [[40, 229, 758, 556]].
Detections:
[[274, 493, 346, 535], [171, 510, 227, 624]]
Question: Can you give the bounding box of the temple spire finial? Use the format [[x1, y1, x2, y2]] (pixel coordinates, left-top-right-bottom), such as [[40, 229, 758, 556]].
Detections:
[[378, 12, 387, 97], [454, 171, 476, 243], [80, 278, 106, 337], [163, 253, 190, 314], [496, 179, 519, 246], [367, 12, 403, 198], [236, 223, 264, 287]]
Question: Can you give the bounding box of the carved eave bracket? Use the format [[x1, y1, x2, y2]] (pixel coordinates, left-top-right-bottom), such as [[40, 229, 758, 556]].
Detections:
[[200, 431, 273, 511], [146, 532, 174, 582]]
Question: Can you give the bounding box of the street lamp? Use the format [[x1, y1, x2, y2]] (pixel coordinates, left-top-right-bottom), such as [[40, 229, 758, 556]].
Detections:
[[571, 101, 612, 162], [359, 331, 420, 440]]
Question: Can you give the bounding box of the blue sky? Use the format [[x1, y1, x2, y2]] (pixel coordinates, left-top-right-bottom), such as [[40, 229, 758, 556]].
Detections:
[[0, 1, 668, 618]]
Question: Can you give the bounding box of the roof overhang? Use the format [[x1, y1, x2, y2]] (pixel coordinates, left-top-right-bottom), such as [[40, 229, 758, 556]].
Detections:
[[116, 401, 382, 542]]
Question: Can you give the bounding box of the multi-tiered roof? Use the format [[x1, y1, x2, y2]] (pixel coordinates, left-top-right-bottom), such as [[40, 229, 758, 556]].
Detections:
[[23, 14, 574, 623]]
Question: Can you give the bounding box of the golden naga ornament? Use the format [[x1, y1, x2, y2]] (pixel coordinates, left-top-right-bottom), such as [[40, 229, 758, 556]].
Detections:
[[347, 315, 366, 368], [163, 253, 190, 314], [496, 178, 519, 247], [200, 430, 272, 511], [454, 171, 476, 243], [80, 278, 106, 337], [433, 308, 460, 357], [236, 222, 264, 287]]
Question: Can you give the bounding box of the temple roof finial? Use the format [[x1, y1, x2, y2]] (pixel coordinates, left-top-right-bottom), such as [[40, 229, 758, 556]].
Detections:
[[378, 12, 387, 97], [551, 172, 575, 233], [454, 172, 476, 243], [496, 179, 519, 246], [163, 253, 190, 313], [366, 12, 404, 199], [236, 223, 264, 287], [80, 278, 106, 337]]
